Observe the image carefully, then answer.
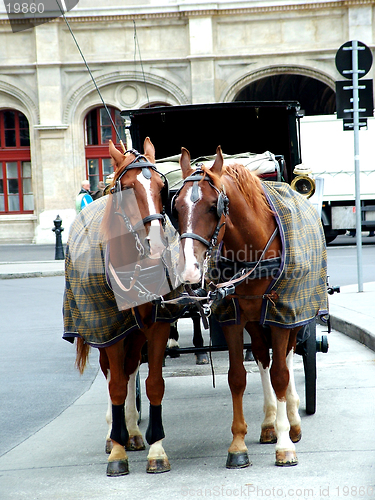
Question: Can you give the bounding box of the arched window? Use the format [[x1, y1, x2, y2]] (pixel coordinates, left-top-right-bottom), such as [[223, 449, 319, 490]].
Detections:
[[84, 106, 126, 191], [0, 109, 33, 213], [235, 75, 335, 116]]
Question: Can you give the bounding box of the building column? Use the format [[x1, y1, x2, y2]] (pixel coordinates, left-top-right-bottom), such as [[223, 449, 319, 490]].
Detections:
[[189, 16, 215, 103], [34, 23, 76, 243]]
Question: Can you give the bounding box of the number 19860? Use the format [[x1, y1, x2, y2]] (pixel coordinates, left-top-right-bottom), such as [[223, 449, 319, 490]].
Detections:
[[6, 3, 45, 14]]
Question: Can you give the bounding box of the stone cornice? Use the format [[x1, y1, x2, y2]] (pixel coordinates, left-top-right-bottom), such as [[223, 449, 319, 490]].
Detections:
[[0, 0, 374, 25]]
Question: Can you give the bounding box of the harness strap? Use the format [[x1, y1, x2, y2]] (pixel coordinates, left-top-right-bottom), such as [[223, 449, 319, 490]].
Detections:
[[184, 285, 209, 329], [133, 213, 165, 231], [209, 226, 279, 291], [180, 232, 211, 247], [108, 261, 142, 292], [229, 290, 279, 306]]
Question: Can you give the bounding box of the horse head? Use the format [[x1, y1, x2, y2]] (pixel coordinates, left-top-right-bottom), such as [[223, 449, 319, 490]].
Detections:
[[173, 146, 228, 284], [103, 137, 168, 263]]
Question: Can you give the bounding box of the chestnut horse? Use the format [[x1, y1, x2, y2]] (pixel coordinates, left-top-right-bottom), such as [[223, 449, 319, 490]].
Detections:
[[64, 138, 178, 476], [173, 146, 327, 467]]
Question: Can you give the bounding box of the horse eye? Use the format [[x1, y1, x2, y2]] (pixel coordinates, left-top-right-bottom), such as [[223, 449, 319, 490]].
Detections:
[[208, 204, 217, 213]]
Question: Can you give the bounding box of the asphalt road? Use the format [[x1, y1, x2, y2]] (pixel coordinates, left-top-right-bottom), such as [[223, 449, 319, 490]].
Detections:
[[0, 276, 98, 456]]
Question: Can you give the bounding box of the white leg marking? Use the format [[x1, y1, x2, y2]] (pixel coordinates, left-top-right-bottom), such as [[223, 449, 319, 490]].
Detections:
[[258, 362, 277, 428], [286, 350, 301, 428], [148, 439, 168, 460], [125, 369, 142, 437], [275, 400, 295, 452], [106, 370, 112, 443]]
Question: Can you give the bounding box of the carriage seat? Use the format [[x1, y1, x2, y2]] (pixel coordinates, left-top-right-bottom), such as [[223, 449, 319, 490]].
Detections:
[[156, 150, 285, 191]]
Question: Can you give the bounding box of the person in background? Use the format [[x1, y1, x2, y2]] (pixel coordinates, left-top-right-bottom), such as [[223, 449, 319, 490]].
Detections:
[[92, 181, 105, 200], [76, 180, 94, 213], [78, 180, 91, 195]]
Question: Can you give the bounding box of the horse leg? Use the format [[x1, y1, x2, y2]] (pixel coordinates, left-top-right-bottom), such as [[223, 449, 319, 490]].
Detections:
[[246, 323, 277, 444], [270, 326, 298, 467], [102, 339, 146, 456], [104, 342, 130, 476], [125, 367, 146, 451], [144, 322, 171, 473], [286, 328, 302, 443], [222, 323, 250, 469], [193, 313, 208, 365], [167, 321, 180, 357]]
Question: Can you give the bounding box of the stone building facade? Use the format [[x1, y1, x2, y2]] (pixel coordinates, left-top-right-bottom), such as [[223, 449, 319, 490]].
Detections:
[[0, 0, 373, 243]]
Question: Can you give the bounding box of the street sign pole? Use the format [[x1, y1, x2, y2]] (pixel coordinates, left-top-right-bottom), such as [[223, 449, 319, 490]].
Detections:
[[336, 40, 373, 292], [351, 41, 363, 292]]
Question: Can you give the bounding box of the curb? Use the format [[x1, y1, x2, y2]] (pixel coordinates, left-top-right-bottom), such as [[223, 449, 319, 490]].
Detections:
[[329, 315, 375, 353], [0, 270, 65, 280]]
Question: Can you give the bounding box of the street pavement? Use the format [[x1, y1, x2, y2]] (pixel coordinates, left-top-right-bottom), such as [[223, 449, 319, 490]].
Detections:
[[0, 244, 374, 499]]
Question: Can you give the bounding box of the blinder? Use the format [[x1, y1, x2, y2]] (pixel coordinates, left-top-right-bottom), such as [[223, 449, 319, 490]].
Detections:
[[171, 169, 229, 220], [217, 189, 229, 219]]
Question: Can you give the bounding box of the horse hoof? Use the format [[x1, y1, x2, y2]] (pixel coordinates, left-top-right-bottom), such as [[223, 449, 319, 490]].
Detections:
[[195, 352, 209, 365], [290, 425, 302, 443], [167, 339, 180, 358], [107, 459, 129, 476], [244, 349, 255, 362], [275, 450, 298, 467], [105, 438, 113, 454], [260, 426, 277, 444], [147, 458, 171, 473], [226, 451, 251, 469], [126, 435, 146, 451]]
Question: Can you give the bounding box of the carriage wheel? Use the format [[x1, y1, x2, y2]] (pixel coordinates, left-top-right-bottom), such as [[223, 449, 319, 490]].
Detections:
[[136, 370, 142, 424], [302, 320, 317, 415]]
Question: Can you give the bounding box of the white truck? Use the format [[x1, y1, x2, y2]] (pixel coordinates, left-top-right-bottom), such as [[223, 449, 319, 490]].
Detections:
[[300, 115, 375, 243]]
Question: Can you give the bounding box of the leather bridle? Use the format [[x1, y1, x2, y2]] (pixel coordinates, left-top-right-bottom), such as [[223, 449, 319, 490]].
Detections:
[[172, 167, 229, 255], [111, 148, 169, 256]]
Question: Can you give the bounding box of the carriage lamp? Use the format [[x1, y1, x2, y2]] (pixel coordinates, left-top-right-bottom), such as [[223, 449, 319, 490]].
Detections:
[[291, 164, 316, 199]]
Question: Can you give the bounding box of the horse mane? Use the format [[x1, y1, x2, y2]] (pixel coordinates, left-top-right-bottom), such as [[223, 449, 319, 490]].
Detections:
[[201, 163, 273, 221]]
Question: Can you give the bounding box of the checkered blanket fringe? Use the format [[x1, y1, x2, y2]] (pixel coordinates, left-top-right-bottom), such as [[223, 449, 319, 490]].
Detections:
[[63, 197, 184, 348], [209, 181, 328, 328]]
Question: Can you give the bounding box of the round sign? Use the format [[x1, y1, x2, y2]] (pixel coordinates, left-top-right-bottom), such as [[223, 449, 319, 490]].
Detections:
[[75, 193, 93, 213], [335, 40, 373, 79]]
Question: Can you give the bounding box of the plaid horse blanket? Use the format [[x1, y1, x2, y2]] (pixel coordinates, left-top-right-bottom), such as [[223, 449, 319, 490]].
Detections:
[[210, 181, 328, 328], [63, 197, 183, 348]]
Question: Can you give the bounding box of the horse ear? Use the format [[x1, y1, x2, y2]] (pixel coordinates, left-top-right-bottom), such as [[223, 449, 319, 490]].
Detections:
[[180, 147, 191, 179], [109, 139, 125, 167], [210, 146, 223, 176], [143, 137, 155, 163]]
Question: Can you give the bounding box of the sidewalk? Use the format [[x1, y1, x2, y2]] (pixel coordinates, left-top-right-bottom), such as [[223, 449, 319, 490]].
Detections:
[[0, 246, 374, 353]]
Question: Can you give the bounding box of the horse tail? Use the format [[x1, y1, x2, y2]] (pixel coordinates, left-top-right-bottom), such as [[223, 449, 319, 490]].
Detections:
[[75, 337, 90, 374]]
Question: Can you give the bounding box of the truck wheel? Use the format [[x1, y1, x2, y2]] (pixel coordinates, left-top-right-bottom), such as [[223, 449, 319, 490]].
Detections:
[[323, 228, 339, 244]]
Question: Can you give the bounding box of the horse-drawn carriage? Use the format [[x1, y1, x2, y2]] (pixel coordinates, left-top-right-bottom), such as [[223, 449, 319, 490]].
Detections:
[[121, 101, 330, 412], [63, 101, 330, 476]]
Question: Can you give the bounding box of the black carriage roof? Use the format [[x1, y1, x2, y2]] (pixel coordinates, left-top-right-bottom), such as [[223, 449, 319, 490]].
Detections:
[[121, 101, 302, 179]]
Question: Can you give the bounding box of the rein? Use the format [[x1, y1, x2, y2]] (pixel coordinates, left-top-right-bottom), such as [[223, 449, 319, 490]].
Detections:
[[166, 168, 280, 310], [107, 148, 172, 302]]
